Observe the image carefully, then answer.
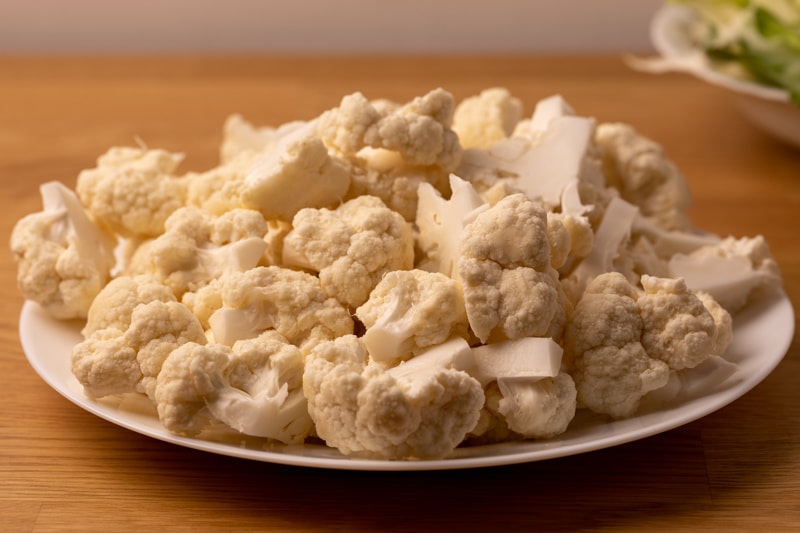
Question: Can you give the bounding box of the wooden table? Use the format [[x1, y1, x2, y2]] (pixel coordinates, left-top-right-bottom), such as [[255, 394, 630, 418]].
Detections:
[[1, 56, 798, 532]]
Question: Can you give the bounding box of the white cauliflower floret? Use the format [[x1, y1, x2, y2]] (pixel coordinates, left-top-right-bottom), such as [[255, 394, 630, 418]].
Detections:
[[637, 275, 719, 371], [564, 272, 730, 418], [183, 265, 353, 352], [282, 195, 415, 308], [71, 299, 206, 401], [127, 206, 268, 298], [10, 181, 116, 319], [668, 235, 783, 313], [563, 272, 670, 418], [318, 88, 463, 171], [452, 87, 524, 148], [303, 335, 484, 459], [470, 337, 576, 440], [595, 122, 693, 231], [240, 124, 350, 221], [457, 193, 567, 343], [76, 146, 187, 238], [81, 274, 177, 337], [154, 330, 312, 443], [415, 174, 489, 278], [355, 270, 469, 366]]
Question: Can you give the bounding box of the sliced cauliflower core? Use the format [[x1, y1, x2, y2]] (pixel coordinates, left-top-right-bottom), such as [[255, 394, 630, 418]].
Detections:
[[471, 337, 563, 386]]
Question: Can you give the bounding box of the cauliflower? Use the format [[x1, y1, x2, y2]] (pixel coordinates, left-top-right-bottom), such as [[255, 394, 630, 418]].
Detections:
[[71, 299, 206, 400], [81, 274, 177, 337], [303, 334, 484, 459], [127, 206, 268, 298], [452, 87, 524, 148], [595, 122, 693, 231], [282, 195, 415, 308], [457, 193, 567, 344], [668, 235, 783, 313], [564, 272, 729, 418], [154, 330, 312, 443], [239, 123, 350, 221], [12, 85, 787, 459], [469, 337, 577, 440], [318, 88, 463, 171], [415, 174, 489, 278], [183, 265, 354, 352], [76, 146, 187, 238], [355, 270, 469, 366], [563, 272, 671, 418], [10, 181, 116, 319], [637, 275, 720, 371]]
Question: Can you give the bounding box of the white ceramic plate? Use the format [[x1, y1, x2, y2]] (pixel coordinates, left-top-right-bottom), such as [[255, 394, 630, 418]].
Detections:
[[631, 4, 800, 148], [19, 290, 794, 471]]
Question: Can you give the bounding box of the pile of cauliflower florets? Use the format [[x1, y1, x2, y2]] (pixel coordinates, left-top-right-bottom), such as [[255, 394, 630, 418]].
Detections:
[[11, 87, 783, 460]]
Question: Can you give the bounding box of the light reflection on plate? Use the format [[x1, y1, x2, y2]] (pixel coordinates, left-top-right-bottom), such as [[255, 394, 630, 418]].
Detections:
[[18, 292, 794, 471]]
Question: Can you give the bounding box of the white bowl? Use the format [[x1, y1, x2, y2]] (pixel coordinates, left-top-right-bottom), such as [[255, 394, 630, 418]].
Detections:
[[631, 4, 800, 148]]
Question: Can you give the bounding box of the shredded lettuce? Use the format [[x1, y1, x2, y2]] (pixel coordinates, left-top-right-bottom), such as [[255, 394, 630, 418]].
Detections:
[[673, 0, 800, 104]]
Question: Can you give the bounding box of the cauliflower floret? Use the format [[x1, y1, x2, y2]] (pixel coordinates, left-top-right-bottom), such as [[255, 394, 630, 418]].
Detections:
[[457, 193, 567, 343], [563, 272, 670, 418], [10, 181, 116, 319], [81, 274, 176, 336], [154, 330, 312, 443], [355, 270, 469, 366], [668, 235, 783, 313], [239, 124, 350, 221], [303, 335, 484, 459], [595, 122, 693, 232], [637, 275, 719, 371], [492, 372, 577, 440], [469, 337, 576, 440], [452, 87, 524, 149], [183, 265, 354, 353], [71, 299, 207, 400], [282, 195, 414, 308], [127, 206, 268, 298], [318, 88, 463, 171], [564, 272, 732, 418], [76, 146, 187, 238]]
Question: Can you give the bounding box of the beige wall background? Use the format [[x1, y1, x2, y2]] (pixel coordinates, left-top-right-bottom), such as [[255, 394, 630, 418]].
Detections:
[[0, 0, 664, 54]]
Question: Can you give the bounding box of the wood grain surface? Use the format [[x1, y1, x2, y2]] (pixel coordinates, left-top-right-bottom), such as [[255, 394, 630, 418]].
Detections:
[[1, 56, 798, 532]]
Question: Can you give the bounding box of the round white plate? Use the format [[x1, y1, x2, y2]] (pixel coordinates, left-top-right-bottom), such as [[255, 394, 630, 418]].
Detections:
[[19, 292, 794, 471]]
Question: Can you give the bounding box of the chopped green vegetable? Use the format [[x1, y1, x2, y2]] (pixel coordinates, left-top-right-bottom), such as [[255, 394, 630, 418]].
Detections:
[[674, 0, 800, 104]]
